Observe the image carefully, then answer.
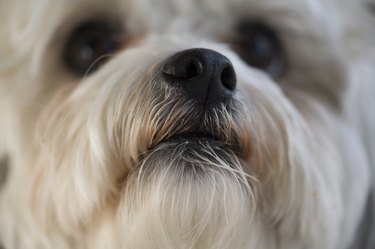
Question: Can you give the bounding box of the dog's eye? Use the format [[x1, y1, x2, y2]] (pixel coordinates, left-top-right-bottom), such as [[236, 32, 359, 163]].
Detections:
[[63, 20, 122, 75], [232, 22, 285, 78]]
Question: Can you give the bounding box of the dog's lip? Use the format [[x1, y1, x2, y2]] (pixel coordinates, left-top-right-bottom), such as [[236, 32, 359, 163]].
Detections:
[[165, 132, 221, 142], [157, 132, 243, 155]]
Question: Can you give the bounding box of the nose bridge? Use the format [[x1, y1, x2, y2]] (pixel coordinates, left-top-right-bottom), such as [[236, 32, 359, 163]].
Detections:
[[161, 48, 237, 106]]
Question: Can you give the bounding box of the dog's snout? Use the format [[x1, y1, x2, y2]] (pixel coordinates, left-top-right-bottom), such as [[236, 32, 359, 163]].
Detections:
[[161, 48, 236, 105]]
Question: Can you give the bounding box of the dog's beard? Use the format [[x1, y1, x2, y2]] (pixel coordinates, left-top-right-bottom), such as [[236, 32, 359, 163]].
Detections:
[[119, 139, 256, 248]]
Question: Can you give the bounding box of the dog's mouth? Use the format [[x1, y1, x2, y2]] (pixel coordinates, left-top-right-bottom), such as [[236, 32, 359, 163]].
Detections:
[[154, 131, 243, 156], [135, 93, 250, 163], [165, 132, 220, 142], [144, 105, 248, 159]]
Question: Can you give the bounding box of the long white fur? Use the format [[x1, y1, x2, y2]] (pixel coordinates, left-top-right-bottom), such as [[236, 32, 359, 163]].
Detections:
[[0, 0, 374, 249]]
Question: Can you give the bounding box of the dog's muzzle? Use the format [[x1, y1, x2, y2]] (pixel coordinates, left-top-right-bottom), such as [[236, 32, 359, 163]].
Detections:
[[161, 48, 237, 107], [143, 48, 246, 158]]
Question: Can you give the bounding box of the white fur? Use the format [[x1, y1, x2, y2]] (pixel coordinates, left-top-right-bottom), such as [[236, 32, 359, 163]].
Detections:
[[0, 0, 374, 248]]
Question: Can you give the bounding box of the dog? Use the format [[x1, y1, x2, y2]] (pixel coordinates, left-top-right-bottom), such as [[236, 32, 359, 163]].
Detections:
[[0, 0, 374, 248]]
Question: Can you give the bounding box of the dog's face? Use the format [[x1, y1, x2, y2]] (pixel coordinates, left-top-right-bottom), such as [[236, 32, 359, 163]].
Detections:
[[0, 0, 374, 248]]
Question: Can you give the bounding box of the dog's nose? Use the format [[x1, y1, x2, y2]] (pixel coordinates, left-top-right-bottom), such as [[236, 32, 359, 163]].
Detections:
[[161, 48, 236, 105]]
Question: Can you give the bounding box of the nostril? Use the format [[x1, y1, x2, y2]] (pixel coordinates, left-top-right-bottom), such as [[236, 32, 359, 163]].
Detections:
[[220, 66, 236, 91], [162, 57, 203, 80], [185, 59, 203, 79]]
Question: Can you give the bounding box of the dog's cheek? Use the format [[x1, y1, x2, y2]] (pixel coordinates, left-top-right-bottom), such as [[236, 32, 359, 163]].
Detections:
[[26, 51, 161, 233], [29, 85, 117, 233], [236, 80, 349, 247], [27, 63, 160, 235]]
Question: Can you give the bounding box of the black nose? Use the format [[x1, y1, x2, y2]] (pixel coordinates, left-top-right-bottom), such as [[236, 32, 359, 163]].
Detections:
[[161, 48, 236, 106]]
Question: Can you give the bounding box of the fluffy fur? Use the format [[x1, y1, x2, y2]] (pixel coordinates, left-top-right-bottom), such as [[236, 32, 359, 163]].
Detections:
[[0, 0, 374, 248]]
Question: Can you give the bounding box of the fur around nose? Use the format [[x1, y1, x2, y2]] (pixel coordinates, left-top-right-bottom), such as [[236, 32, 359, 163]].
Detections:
[[161, 48, 236, 106]]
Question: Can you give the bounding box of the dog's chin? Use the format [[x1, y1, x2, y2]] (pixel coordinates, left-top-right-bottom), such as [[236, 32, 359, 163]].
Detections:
[[118, 137, 255, 248]]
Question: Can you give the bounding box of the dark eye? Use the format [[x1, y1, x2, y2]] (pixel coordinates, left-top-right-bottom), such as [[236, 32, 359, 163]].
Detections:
[[63, 20, 122, 75], [232, 22, 285, 79]]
